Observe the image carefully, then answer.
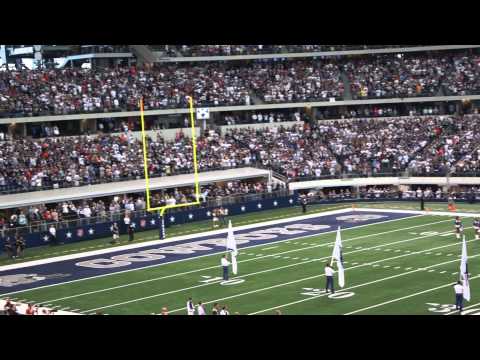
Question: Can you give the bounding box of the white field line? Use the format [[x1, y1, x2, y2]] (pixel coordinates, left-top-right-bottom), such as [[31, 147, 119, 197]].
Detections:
[[38, 218, 452, 304], [355, 207, 480, 218], [248, 253, 480, 315], [344, 275, 480, 315], [89, 231, 474, 314], [1, 213, 433, 297], [444, 301, 480, 315], [0, 207, 354, 272]]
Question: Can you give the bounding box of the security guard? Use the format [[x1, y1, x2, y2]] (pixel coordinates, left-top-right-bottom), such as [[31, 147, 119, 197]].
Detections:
[[128, 223, 135, 242], [221, 255, 231, 281], [301, 196, 308, 214], [325, 263, 335, 294], [453, 281, 464, 312]]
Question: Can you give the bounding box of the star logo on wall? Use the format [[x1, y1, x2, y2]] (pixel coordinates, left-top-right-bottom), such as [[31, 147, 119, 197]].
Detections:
[[257, 203, 262, 209], [206, 211, 212, 217], [241, 206, 246, 212], [169, 216, 175, 223], [43, 235, 49, 242], [66, 232, 72, 238], [88, 228, 95, 235], [131, 223, 136, 228], [151, 219, 156, 225], [273, 201, 278, 206], [289, 199, 294, 204], [188, 214, 194, 219]]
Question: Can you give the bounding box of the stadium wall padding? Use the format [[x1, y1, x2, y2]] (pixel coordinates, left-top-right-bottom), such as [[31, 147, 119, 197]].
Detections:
[[0, 193, 299, 251]]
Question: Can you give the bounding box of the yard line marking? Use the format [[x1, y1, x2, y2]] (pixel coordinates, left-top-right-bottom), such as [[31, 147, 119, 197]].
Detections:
[[248, 254, 480, 315], [394, 266, 401, 269], [447, 254, 454, 256], [161, 238, 479, 315], [383, 265, 390, 268], [445, 301, 480, 315], [345, 274, 480, 315], [9, 217, 451, 301], [292, 257, 300, 260], [451, 272, 457, 275], [435, 253, 442, 256], [394, 250, 401, 253], [263, 246, 279, 251], [428, 269, 435, 272], [440, 271, 447, 274], [426, 252, 432, 255], [352, 262, 359, 265], [373, 264, 380, 267]]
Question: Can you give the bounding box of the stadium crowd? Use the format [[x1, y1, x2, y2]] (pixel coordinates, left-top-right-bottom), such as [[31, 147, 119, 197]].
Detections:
[[0, 179, 276, 229], [161, 45, 415, 57], [2, 115, 480, 194], [3, 51, 480, 117]]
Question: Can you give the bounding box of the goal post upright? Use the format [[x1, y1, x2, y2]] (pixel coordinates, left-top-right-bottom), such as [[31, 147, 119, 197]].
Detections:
[[140, 96, 201, 240]]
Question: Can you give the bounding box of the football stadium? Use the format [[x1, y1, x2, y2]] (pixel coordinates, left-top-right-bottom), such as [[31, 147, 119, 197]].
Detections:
[[1, 44, 480, 315]]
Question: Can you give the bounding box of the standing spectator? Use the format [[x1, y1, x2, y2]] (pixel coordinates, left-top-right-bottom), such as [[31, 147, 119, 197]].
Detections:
[[219, 306, 230, 315], [196, 302, 206, 315], [211, 303, 220, 315], [186, 297, 195, 315], [4, 235, 14, 259]]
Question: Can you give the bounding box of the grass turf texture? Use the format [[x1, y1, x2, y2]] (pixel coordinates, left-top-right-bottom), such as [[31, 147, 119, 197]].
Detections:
[[4, 213, 479, 315], [2, 200, 480, 267]]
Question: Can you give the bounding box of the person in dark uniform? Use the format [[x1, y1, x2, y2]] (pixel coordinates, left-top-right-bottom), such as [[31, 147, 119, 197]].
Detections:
[[4, 236, 14, 259], [15, 234, 25, 258], [211, 303, 220, 315], [110, 222, 120, 244], [128, 223, 135, 242], [301, 196, 308, 214]]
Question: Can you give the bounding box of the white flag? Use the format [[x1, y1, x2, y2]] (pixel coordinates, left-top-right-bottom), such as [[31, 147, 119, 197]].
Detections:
[[331, 226, 345, 288], [460, 235, 471, 301], [226, 220, 238, 275]]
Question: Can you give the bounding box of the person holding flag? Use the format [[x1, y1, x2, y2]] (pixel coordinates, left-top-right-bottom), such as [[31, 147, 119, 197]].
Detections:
[[330, 226, 345, 289], [459, 234, 471, 304], [225, 220, 238, 276]]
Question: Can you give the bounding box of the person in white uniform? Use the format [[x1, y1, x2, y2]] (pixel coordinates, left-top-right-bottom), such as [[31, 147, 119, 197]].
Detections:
[[221, 255, 231, 281], [453, 281, 464, 312], [325, 263, 335, 294], [186, 297, 195, 315], [197, 302, 206, 315]]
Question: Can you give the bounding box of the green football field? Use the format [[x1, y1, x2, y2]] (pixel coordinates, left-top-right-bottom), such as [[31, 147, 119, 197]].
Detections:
[[4, 212, 480, 315]]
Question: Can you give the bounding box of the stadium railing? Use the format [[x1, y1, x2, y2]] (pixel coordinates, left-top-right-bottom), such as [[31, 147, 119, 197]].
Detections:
[[0, 189, 292, 236]]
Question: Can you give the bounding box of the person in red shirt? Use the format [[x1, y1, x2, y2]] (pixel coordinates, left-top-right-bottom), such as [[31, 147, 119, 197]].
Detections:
[[25, 304, 36, 315]]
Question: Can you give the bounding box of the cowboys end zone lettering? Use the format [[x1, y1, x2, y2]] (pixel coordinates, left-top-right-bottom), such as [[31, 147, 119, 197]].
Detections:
[[0, 211, 414, 294], [76, 224, 330, 269]]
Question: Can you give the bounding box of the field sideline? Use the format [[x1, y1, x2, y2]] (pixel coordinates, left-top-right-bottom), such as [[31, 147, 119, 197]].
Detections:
[[1, 207, 479, 315]]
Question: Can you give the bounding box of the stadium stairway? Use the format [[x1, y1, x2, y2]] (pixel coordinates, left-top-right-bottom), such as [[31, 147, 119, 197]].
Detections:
[[340, 72, 353, 100], [130, 45, 157, 65]]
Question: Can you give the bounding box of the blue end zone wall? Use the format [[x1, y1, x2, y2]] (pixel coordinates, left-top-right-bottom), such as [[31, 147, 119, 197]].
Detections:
[[0, 210, 416, 295], [0, 194, 299, 251]]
